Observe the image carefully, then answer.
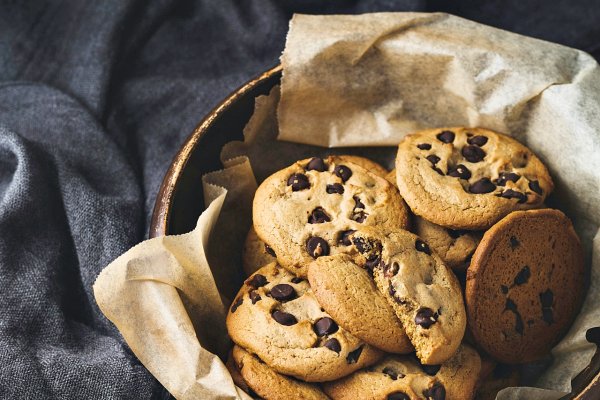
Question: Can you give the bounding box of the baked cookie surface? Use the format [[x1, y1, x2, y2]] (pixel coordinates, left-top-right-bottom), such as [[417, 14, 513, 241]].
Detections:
[[395, 127, 553, 230], [466, 209, 584, 363], [253, 156, 409, 276], [231, 345, 330, 400], [226, 262, 383, 382], [242, 227, 277, 277], [413, 216, 481, 273], [308, 254, 412, 354], [350, 228, 466, 364], [323, 344, 481, 400]]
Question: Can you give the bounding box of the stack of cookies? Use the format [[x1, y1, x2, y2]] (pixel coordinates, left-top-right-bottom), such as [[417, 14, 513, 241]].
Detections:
[[226, 127, 585, 400]]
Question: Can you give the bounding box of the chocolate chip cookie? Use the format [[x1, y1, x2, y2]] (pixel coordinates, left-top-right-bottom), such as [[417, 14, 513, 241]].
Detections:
[[242, 227, 277, 277], [413, 216, 482, 273], [308, 254, 413, 354], [226, 262, 383, 382], [466, 209, 584, 363], [253, 156, 410, 276], [395, 127, 554, 230], [335, 155, 389, 179], [349, 228, 466, 364], [230, 345, 330, 400], [322, 344, 481, 400]]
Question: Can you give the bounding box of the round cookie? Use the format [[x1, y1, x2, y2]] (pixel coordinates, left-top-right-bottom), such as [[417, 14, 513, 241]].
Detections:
[[242, 227, 277, 277], [226, 262, 383, 382], [225, 349, 255, 396], [322, 344, 481, 400], [466, 209, 584, 363], [308, 254, 413, 354], [230, 345, 330, 400], [253, 156, 410, 276], [349, 228, 466, 364], [413, 216, 482, 273], [395, 127, 554, 230]]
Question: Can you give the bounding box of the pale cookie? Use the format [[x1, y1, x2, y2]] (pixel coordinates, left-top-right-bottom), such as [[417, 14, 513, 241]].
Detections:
[[395, 127, 554, 230], [466, 209, 584, 363], [349, 228, 466, 364], [242, 227, 277, 277], [323, 344, 481, 400], [226, 262, 383, 382], [308, 254, 413, 354], [413, 216, 482, 273], [253, 156, 409, 276], [231, 345, 330, 400]]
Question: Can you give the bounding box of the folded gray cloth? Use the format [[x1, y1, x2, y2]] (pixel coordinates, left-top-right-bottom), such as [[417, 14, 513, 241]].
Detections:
[[0, 1, 597, 398]]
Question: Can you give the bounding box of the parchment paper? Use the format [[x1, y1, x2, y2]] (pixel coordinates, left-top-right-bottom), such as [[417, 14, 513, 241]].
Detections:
[[94, 12, 600, 400]]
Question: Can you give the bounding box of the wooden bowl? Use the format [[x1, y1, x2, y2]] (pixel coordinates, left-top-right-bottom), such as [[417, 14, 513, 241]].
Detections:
[[149, 65, 599, 399]]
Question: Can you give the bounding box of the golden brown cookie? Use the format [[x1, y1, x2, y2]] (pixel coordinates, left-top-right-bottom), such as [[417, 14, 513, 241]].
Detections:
[[413, 216, 482, 273], [308, 254, 412, 354], [323, 344, 481, 400], [349, 228, 466, 365], [242, 227, 277, 277], [226, 262, 383, 382], [466, 209, 584, 363], [395, 127, 553, 230], [231, 345, 330, 400], [253, 156, 409, 277]]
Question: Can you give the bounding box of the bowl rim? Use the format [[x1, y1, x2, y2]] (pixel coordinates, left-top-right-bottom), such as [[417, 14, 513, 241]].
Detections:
[[149, 64, 282, 238]]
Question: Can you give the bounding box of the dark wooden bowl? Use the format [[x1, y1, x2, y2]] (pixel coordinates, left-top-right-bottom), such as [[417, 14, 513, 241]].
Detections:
[[149, 65, 599, 399]]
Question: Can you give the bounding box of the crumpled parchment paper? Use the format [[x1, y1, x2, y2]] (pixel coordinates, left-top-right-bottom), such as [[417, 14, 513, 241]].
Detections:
[[94, 12, 600, 400]]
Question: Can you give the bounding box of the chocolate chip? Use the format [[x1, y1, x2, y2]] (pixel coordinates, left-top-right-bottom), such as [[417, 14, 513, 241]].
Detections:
[[382, 367, 403, 380], [230, 297, 243, 313], [323, 338, 341, 353], [447, 164, 471, 180], [306, 157, 326, 172], [510, 236, 520, 249], [421, 364, 441, 376], [271, 310, 297, 326], [308, 207, 331, 224], [291, 277, 303, 284], [540, 289, 554, 307], [436, 130, 455, 143], [326, 183, 344, 194], [467, 135, 488, 146], [249, 290, 261, 304], [270, 284, 296, 302], [447, 228, 466, 239], [334, 165, 352, 182], [505, 298, 517, 311], [542, 308, 554, 325], [287, 173, 310, 191], [513, 266, 531, 286], [384, 262, 399, 278], [423, 383, 446, 400], [353, 195, 365, 209], [462, 145, 486, 162], [306, 237, 330, 259], [501, 189, 527, 203], [364, 255, 381, 272], [496, 172, 520, 186], [505, 298, 524, 334], [415, 239, 431, 255], [339, 230, 356, 246], [352, 212, 368, 223], [426, 155, 441, 165], [417, 143, 432, 150], [431, 166, 444, 176], [388, 282, 396, 297], [264, 244, 276, 257], [387, 392, 410, 400], [346, 346, 363, 364], [247, 274, 268, 288], [415, 307, 437, 329], [529, 180, 543, 195], [313, 317, 339, 336], [469, 178, 495, 194], [501, 285, 509, 294]]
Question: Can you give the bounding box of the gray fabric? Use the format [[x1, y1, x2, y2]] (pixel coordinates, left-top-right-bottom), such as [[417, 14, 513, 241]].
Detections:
[[0, 1, 597, 398]]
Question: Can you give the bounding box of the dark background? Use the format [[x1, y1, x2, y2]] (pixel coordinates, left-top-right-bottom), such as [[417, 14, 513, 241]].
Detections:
[[0, 1, 598, 398]]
